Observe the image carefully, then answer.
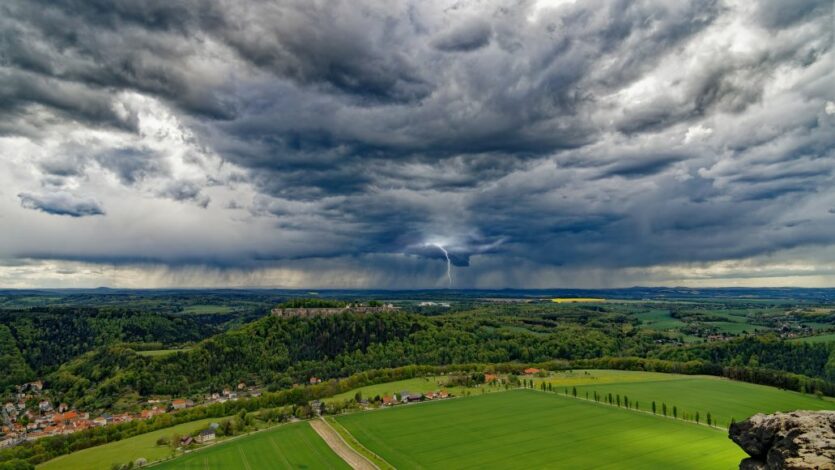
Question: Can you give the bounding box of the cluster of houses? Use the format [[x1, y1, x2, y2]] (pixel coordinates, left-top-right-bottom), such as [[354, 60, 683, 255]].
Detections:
[[0, 381, 200, 449], [205, 382, 262, 404], [0, 379, 270, 449], [381, 390, 450, 406]]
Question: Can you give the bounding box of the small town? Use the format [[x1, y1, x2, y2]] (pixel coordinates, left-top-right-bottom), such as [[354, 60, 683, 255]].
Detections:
[[0, 380, 264, 449]]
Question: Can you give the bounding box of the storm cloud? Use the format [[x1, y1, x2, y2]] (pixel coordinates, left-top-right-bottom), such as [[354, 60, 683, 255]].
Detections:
[[18, 192, 105, 217], [0, 0, 833, 288]]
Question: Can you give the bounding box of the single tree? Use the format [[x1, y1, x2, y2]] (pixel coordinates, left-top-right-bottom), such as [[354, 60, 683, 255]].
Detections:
[[662, 403, 667, 416], [572, 386, 577, 397], [673, 406, 677, 418], [652, 401, 656, 414], [707, 412, 712, 426], [695, 412, 700, 424]]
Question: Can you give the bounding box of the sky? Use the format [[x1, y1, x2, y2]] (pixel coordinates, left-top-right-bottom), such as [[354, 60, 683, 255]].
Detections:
[[0, 0, 833, 289]]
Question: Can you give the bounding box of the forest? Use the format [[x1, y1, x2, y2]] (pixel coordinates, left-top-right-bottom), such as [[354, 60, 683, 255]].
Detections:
[[35, 309, 835, 409]]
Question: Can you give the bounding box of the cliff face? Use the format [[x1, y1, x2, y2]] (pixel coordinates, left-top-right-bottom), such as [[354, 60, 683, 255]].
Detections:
[[729, 411, 835, 469]]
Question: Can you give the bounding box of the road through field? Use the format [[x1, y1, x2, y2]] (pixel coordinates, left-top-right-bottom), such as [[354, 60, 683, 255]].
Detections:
[[311, 419, 378, 470]]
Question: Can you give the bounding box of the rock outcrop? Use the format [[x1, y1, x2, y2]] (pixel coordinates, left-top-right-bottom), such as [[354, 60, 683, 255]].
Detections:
[[729, 411, 835, 469]]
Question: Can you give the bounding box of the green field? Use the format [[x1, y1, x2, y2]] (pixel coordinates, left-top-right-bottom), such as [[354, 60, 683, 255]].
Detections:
[[790, 333, 835, 344], [153, 422, 349, 470], [137, 348, 193, 358], [571, 375, 834, 425], [337, 390, 745, 469], [38, 418, 220, 470], [181, 305, 234, 314], [532, 369, 688, 387], [326, 376, 486, 404]]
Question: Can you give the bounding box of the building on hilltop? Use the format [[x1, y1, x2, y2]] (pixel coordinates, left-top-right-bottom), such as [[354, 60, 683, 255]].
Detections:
[[271, 303, 399, 318]]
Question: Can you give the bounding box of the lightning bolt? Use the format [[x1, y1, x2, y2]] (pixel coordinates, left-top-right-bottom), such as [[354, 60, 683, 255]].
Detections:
[[432, 243, 453, 288]]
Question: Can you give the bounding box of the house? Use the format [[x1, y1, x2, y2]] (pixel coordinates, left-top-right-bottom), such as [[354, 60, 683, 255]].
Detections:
[[140, 406, 164, 419], [400, 391, 422, 403], [180, 436, 193, 446], [309, 377, 322, 385], [439, 390, 449, 399], [93, 414, 111, 427], [59, 411, 78, 423], [484, 373, 498, 383], [523, 368, 540, 375], [57, 403, 69, 413], [237, 382, 246, 390], [423, 391, 436, 400], [38, 400, 52, 413], [196, 429, 216, 444], [171, 399, 188, 410], [382, 395, 395, 406]]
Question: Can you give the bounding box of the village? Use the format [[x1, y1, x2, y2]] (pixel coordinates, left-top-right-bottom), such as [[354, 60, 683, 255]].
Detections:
[[0, 380, 265, 449]]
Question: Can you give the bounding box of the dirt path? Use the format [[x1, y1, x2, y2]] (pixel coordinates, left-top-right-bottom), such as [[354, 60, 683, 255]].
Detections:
[[309, 419, 379, 470]]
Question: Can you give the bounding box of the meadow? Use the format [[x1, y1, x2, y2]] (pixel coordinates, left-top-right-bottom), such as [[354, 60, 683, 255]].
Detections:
[[533, 370, 834, 426], [38, 417, 220, 470], [791, 333, 835, 344], [325, 376, 488, 404], [336, 389, 745, 469], [152, 422, 349, 470], [136, 348, 193, 358], [571, 374, 833, 425]]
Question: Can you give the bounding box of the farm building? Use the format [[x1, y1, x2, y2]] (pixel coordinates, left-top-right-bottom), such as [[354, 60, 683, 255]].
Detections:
[[196, 429, 216, 444]]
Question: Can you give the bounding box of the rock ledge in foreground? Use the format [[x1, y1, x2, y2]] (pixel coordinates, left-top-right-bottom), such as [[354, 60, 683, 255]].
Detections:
[[729, 410, 835, 469]]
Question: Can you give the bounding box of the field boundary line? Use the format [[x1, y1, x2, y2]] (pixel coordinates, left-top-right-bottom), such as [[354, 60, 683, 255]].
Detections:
[[311, 418, 383, 470], [520, 387, 728, 432]]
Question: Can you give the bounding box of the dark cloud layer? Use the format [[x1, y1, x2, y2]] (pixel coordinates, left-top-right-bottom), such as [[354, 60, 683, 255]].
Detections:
[[18, 192, 105, 217], [0, 0, 833, 287]]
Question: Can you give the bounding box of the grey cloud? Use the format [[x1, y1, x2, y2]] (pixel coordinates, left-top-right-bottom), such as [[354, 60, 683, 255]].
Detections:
[[1, 0, 834, 286], [18, 192, 105, 217], [432, 18, 492, 52], [157, 181, 210, 208], [94, 147, 166, 185]]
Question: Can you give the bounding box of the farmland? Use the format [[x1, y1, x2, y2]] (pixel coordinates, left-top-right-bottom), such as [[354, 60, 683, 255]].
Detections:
[[791, 333, 835, 344], [153, 422, 349, 470], [532, 370, 834, 425], [336, 389, 745, 469], [572, 375, 834, 424], [38, 417, 220, 470], [325, 376, 488, 404]]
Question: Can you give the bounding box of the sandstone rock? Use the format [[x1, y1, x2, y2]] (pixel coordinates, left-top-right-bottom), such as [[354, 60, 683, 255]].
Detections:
[[729, 411, 835, 469]]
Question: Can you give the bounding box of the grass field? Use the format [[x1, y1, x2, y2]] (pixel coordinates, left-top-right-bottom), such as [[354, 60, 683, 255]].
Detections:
[[153, 422, 349, 470], [38, 418, 220, 470], [551, 297, 606, 303], [137, 348, 193, 357], [566, 373, 833, 425], [326, 376, 487, 404], [531, 369, 688, 387], [790, 333, 835, 344], [181, 305, 233, 314], [336, 390, 745, 469]]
